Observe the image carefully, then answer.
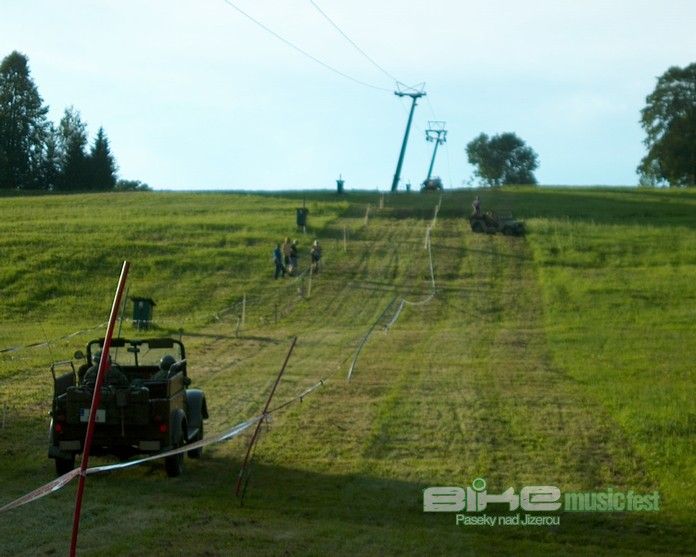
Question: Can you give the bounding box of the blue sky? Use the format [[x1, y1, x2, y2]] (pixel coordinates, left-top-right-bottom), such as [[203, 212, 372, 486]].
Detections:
[[2, 0, 694, 190]]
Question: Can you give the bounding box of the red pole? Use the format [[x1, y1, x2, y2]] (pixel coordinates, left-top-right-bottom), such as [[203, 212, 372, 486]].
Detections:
[[69, 261, 130, 557]]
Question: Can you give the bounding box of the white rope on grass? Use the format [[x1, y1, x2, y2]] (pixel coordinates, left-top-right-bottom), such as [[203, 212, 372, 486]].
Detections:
[[1, 196, 446, 516], [345, 198, 443, 379], [384, 300, 406, 331], [0, 322, 108, 355]]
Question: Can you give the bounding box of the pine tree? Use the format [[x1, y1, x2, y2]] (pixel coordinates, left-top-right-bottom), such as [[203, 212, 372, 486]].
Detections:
[[87, 127, 117, 190], [0, 51, 49, 189], [38, 123, 61, 191], [57, 106, 89, 190]]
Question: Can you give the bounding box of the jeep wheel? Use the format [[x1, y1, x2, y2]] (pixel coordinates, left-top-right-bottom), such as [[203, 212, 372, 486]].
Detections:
[[188, 423, 203, 459], [55, 454, 75, 476], [471, 221, 485, 233], [165, 431, 184, 477]]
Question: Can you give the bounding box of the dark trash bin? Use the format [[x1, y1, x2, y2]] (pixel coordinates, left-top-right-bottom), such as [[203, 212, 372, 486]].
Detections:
[[132, 297, 156, 330], [296, 207, 309, 228]]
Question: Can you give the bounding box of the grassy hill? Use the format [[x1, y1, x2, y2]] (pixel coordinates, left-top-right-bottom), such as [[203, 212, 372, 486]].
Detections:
[[0, 187, 694, 555]]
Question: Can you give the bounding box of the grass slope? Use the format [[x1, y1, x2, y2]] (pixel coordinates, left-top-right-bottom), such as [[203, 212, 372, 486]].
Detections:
[[0, 188, 693, 556]]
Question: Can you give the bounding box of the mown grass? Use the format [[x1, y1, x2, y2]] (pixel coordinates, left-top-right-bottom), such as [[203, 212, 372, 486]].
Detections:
[[0, 191, 346, 355], [0, 187, 694, 556]]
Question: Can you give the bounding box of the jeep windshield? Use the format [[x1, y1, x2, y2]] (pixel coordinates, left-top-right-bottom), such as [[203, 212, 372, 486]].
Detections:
[[87, 338, 184, 368]]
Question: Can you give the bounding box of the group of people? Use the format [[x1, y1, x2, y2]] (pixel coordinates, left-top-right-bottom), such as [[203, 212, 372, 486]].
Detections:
[[81, 352, 181, 387], [273, 237, 322, 279]]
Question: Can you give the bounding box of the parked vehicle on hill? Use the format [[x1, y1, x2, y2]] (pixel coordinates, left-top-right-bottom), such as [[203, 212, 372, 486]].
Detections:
[[48, 337, 208, 477], [469, 211, 525, 236], [421, 177, 443, 192]]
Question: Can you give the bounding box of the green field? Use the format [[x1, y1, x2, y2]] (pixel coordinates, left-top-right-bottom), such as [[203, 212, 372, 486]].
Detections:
[[0, 188, 694, 556]]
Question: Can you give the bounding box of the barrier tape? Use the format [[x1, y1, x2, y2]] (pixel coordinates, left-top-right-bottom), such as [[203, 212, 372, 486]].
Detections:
[[1, 199, 444, 514], [384, 300, 406, 331], [269, 348, 356, 415], [87, 416, 260, 475], [347, 296, 399, 380], [0, 468, 81, 514], [0, 416, 260, 514], [0, 335, 353, 516], [0, 266, 422, 516]]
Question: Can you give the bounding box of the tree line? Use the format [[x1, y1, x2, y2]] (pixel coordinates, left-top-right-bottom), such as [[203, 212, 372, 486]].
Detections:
[[0, 51, 147, 192], [3, 49, 691, 191], [465, 62, 695, 187]]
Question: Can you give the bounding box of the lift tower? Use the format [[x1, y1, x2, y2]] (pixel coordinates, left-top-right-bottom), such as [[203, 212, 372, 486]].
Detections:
[[425, 121, 447, 183], [390, 89, 426, 192]]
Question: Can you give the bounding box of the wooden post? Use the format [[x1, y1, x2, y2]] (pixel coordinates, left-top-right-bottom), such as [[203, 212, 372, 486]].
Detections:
[[307, 266, 313, 299], [236, 337, 298, 499], [343, 227, 347, 253], [379, 193, 384, 209], [364, 205, 370, 226]]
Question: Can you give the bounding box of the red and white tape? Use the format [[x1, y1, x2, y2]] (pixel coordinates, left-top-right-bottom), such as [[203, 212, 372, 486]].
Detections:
[[0, 416, 260, 514]]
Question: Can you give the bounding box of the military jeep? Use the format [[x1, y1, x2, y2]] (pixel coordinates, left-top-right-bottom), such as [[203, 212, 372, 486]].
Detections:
[[48, 337, 208, 477]]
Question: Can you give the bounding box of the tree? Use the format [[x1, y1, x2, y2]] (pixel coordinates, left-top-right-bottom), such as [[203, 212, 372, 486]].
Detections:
[[115, 179, 150, 191], [466, 132, 538, 186], [57, 106, 89, 190], [0, 51, 49, 189], [87, 127, 117, 190], [37, 123, 61, 191], [638, 63, 696, 187]]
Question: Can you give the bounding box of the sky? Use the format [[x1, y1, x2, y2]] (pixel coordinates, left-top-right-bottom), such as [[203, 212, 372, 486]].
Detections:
[[2, 0, 695, 190]]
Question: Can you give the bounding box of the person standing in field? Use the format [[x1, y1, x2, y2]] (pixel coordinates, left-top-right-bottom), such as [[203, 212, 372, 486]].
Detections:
[[289, 239, 299, 276], [282, 237, 292, 269], [472, 195, 481, 216], [310, 240, 322, 274], [273, 243, 285, 279]]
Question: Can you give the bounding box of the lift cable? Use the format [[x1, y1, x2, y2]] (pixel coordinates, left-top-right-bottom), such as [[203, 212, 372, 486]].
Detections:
[[221, 0, 392, 92], [307, 0, 400, 85]]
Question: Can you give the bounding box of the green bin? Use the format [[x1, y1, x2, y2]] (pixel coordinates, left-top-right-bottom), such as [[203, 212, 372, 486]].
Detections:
[[132, 297, 156, 330], [296, 208, 309, 228]]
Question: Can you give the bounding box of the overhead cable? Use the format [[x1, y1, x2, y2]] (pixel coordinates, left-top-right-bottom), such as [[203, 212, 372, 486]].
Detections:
[[221, 0, 392, 92], [308, 0, 400, 84]]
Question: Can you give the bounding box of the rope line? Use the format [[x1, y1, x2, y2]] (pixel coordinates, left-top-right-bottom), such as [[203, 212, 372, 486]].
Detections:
[[0, 200, 444, 514]]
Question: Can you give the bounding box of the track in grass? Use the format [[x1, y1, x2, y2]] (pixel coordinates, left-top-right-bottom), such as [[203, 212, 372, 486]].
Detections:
[[0, 189, 694, 555]]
